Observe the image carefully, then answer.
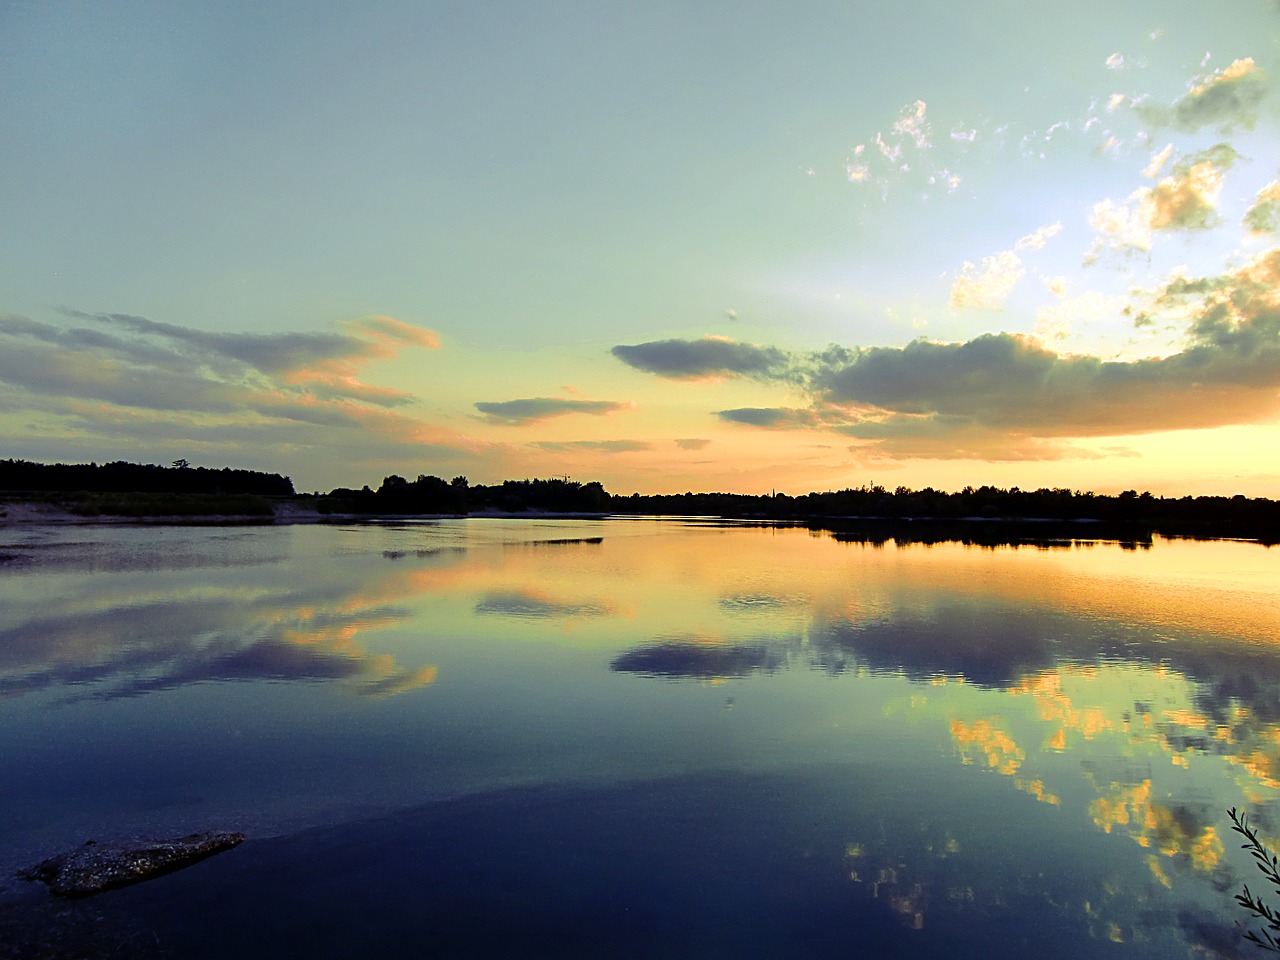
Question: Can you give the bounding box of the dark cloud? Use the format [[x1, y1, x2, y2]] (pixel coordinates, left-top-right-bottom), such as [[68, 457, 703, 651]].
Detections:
[[817, 322, 1280, 438], [474, 397, 628, 425], [0, 340, 247, 413], [1136, 57, 1269, 133], [717, 407, 820, 428], [533, 439, 651, 453], [1169, 57, 1268, 132], [0, 309, 468, 466], [61, 309, 371, 375], [612, 337, 793, 381], [610, 638, 788, 679], [634, 249, 1280, 460], [674, 438, 711, 450]]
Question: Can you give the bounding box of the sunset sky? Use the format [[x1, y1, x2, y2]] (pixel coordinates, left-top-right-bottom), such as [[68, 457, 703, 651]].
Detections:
[[3, 1, 1279, 495]]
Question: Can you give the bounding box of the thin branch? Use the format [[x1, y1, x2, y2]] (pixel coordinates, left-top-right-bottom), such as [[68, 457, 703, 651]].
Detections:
[[1231, 807, 1280, 952]]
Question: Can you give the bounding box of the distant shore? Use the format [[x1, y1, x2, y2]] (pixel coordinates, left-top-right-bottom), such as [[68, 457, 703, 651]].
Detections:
[[5, 496, 1278, 546], [0, 499, 614, 527]]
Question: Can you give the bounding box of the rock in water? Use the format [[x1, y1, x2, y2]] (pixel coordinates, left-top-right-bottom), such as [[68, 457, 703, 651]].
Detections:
[[18, 832, 245, 897]]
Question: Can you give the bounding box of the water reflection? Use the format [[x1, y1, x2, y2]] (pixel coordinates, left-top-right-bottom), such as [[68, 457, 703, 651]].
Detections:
[[0, 528, 446, 701], [2, 520, 1278, 957], [474, 589, 610, 620], [610, 637, 789, 678]]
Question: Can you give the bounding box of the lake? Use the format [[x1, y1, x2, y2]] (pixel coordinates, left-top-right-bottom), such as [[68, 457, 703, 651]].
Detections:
[[1, 517, 1278, 958]]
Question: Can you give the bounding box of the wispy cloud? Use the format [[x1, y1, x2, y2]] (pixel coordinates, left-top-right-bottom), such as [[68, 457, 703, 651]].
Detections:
[[533, 439, 652, 453], [475, 397, 630, 425], [0, 310, 470, 471], [1015, 223, 1063, 252], [841, 99, 966, 198]]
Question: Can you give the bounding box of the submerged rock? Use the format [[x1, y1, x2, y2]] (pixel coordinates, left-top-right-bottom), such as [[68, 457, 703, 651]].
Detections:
[[18, 832, 245, 898]]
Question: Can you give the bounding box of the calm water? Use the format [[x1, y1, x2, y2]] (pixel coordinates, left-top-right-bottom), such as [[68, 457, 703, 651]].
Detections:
[[2, 518, 1279, 958]]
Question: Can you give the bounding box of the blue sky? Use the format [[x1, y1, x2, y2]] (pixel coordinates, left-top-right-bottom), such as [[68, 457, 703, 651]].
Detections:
[[3, 1, 1279, 494]]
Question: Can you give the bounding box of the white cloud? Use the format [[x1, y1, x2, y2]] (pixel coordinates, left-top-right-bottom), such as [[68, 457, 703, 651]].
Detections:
[[1015, 222, 1063, 251], [892, 100, 931, 150], [1245, 181, 1280, 235], [950, 250, 1025, 310], [1086, 145, 1237, 261], [1142, 144, 1174, 179]]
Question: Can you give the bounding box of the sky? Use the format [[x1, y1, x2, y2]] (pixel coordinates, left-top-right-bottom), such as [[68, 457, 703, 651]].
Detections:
[[3, 1, 1280, 496]]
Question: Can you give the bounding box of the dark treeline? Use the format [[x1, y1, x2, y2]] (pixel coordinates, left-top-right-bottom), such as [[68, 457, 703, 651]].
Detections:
[[0, 459, 295, 497], [321, 473, 1280, 541], [611, 484, 1280, 542], [5, 458, 1279, 541], [322, 475, 609, 515]]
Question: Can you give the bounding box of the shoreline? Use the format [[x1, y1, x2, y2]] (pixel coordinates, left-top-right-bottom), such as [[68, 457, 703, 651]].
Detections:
[[2, 498, 1275, 545], [0, 500, 619, 527]]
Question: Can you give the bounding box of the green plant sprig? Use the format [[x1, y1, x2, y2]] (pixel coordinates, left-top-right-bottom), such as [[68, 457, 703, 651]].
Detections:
[[1231, 807, 1280, 952]]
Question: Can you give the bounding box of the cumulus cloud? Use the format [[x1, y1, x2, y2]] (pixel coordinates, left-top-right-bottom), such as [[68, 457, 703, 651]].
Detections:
[[1146, 144, 1237, 229], [1087, 145, 1238, 260], [1153, 57, 1269, 132], [949, 223, 1060, 311], [1245, 180, 1280, 234], [617, 249, 1280, 460], [830, 249, 1280, 447], [950, 250, 1026, 310], [533, 440, 652, 453], [611, 337, 793, 381], [474, 397, 629, 425], [1087, 194, 1155, 257]]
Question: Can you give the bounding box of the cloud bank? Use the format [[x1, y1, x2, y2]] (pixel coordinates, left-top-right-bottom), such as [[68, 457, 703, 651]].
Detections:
[[0, 310, 470, 474], [613, 247, 1280, 460]]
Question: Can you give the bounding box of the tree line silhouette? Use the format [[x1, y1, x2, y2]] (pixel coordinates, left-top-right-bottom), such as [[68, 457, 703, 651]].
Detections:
[[4, 459, 1279, 540], [321, 475, 608, 515], [316, 474, 1280, 541], [0, 459, 294, 497]]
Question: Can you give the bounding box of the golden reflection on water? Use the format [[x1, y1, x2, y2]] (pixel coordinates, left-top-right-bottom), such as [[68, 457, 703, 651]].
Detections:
[[5, 520, 1280, 949]]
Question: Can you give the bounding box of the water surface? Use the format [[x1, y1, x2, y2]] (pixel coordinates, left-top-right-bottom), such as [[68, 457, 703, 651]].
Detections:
[[2, 518, 1277, 957]]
